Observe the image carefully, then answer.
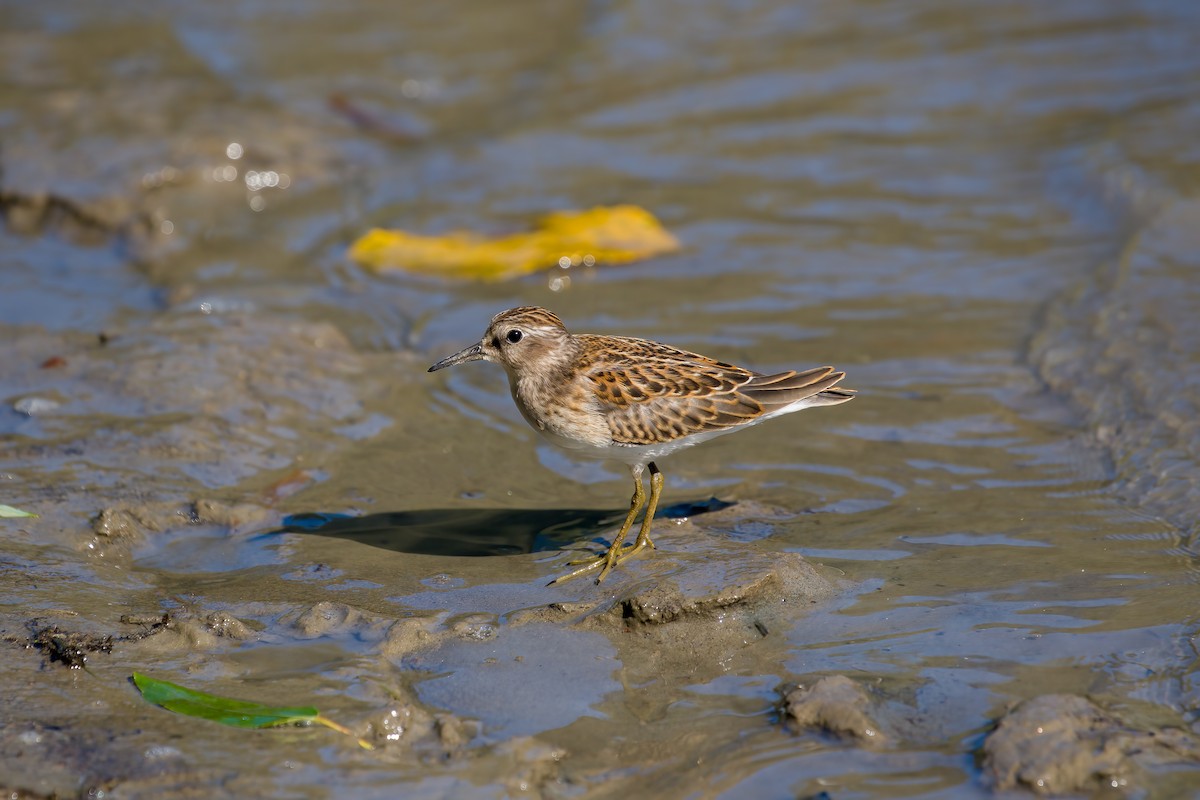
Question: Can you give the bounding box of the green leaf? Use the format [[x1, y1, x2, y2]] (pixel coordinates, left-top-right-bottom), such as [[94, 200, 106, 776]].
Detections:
[[0, 504, 37, 518], [132, 672, 373, 749]]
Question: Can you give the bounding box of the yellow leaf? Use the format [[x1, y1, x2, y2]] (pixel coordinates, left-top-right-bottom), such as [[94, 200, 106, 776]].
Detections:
[[347, 205, 679, 281]]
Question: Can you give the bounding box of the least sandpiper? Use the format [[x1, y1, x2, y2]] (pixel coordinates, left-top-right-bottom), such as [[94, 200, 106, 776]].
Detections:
[[428, 306, 855, 585]]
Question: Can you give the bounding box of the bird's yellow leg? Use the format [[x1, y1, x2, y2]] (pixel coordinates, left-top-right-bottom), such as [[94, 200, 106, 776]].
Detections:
[[548, 465, 645, 586], [622, 461, 663, 558]]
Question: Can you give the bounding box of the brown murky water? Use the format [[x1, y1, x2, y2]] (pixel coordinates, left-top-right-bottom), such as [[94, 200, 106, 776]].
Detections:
[[2, 1, 1199, 797]]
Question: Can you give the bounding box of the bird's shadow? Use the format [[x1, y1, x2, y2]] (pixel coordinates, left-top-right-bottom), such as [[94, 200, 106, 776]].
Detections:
[[271, 498, 734, 558]]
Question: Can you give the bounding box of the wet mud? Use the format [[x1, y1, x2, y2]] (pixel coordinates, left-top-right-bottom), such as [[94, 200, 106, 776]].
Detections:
[[3, 0, 1200, 797]]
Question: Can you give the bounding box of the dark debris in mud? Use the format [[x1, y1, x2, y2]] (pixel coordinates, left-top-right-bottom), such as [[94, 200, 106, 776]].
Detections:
[[5, 622, 114, 670], [2, 607, 266, 670], [4, 614, 174, 669], [27, 625, 113, 669]]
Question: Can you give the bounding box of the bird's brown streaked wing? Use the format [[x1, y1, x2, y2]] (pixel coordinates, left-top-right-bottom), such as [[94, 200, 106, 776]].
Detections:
[[578, 335, 763, 445], [599, 390, 767, 445], [580, 335, 755, 407], [590, 361, 855, 445], [579, 336, 856, 445]]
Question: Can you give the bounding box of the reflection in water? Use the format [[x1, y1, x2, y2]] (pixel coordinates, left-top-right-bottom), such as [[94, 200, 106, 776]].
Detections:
[[277, 497, 734, 557], [280, 508, 608, 556]]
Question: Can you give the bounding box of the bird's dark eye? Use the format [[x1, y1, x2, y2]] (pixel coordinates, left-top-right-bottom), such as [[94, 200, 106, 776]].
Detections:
[[506, 329, 523, 344]]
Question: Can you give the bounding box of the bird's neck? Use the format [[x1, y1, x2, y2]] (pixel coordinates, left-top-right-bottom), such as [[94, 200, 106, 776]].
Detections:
[[508, 335, 582, 417]]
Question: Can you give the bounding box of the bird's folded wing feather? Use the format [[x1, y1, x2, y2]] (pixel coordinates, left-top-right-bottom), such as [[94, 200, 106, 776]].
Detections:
[[580, 336, 849, 445]]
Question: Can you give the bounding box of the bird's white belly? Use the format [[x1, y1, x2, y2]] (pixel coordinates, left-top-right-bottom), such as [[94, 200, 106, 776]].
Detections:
[[535, 422, 744, 466]]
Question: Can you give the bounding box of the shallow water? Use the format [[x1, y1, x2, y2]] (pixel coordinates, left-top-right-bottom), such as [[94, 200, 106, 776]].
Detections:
[[2, 0, 1199, 796]]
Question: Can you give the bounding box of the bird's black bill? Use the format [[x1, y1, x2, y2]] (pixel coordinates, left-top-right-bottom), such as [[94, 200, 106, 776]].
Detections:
[[428, 342, 484, 372]]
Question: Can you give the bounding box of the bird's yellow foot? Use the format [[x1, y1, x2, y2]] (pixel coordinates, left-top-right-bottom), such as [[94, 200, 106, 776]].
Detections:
[[547, 537, 654, 586], [563, 536, 655, 566]]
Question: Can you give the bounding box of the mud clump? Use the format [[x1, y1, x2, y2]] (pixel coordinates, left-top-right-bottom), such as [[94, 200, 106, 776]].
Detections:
[[122, 608, 262, 654], [92, 498, 273, 548], [380, 617, 440, 658], [592, 528, 835, 662], [609, 548, 825, 625], [782, 675, 887, 746], [533, 505, 837, 634], [491, 737, 569, 796], [193, 612, 256, 641], [357, 680, 481, 759], [510, 521, 839, 693], [292, 601, 364, 637], [0, 184, 156, 248], [981, 694, 1200, 794]]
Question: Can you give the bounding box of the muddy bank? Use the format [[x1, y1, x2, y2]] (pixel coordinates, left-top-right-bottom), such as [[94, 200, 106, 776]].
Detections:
[[2, 311, 379, 546], [0, 507, 840, 798], [1032, 168, 1200, 549]]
